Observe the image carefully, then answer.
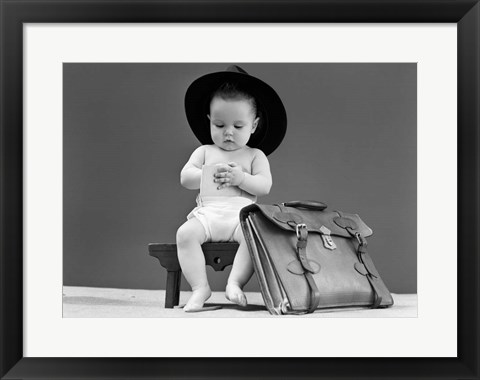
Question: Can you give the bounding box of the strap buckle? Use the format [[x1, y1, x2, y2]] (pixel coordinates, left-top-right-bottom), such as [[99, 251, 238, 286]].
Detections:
[[296, 223, 308, 240], [355, 233, 367, 253]]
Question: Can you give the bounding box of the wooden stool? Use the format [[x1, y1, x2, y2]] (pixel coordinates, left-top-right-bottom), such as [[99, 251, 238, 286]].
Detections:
[[148, 242, 239, 308]]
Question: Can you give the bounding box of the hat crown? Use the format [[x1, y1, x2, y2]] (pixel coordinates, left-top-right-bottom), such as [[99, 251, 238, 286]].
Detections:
[[226, 65, 248, 75]]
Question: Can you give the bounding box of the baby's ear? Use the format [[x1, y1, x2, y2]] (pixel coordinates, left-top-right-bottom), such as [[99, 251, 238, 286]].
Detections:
[[252, 117, 260, 133], [207, 114, 211, 121]]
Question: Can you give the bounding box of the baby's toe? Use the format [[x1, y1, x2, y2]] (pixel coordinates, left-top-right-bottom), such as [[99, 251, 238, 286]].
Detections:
[[237, 293, 247, 307], [225, 284, 248, 307]]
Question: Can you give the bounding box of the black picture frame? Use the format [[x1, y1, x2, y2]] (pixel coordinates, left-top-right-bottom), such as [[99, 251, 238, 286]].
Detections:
[[1, 1, 478, 379]]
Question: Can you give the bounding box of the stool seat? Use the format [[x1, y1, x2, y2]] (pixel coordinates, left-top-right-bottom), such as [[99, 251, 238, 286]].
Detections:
[[148, 242, 239, 308]]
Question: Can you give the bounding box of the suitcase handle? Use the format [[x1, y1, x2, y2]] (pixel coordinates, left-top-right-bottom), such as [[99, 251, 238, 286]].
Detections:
[[282, 200, 327, 211]]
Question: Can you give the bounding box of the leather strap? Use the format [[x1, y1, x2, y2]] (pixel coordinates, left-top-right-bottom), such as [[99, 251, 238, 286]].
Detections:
[[335, 214, 383, 309], [355, 233, 382, 308], [304, 272, 320, 312], [369, 280, 383, 308], [295, 224, 320, 312]]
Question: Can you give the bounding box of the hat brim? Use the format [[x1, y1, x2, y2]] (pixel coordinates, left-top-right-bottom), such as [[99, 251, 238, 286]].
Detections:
[[185, 70, 287, 156]]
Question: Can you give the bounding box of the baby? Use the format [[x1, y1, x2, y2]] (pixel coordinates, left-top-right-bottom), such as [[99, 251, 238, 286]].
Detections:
[[177, 65, 287, 312]]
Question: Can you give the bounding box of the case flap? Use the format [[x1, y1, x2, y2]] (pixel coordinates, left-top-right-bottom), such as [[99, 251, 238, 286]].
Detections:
[[240, 203, 373, 238]]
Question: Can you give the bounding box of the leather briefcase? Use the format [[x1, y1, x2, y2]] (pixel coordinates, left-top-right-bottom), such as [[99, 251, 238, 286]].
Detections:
[[240, 200, 394, 315]]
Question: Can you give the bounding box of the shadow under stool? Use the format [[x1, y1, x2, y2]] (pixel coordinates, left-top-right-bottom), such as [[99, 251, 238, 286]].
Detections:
[[148, 242, 239, 308]]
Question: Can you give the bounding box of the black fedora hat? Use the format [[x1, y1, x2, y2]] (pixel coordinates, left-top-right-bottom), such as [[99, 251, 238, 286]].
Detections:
[[184, 65, 287, 156]]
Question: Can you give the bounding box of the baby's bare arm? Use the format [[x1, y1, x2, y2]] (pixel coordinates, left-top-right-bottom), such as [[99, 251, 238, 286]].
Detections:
[[180, 146, 205, 190], [239, 151, 272, 196]]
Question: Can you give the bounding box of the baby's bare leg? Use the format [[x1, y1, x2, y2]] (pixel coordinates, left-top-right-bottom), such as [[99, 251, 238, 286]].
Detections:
[[226, 227, 254, 307], [176, 218, 210, 312]]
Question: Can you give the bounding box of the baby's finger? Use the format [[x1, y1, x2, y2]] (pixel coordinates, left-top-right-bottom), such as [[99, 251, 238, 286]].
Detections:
[[215, 165, 229, 173], [214, 171, 227, 179]]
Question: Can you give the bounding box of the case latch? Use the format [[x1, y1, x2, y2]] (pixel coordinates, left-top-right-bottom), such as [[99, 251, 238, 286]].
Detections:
[[319, 225, 336, 250]]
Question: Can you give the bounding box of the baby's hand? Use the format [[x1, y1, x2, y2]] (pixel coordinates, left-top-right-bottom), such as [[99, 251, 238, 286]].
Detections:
[[214, 162, 245, 189]]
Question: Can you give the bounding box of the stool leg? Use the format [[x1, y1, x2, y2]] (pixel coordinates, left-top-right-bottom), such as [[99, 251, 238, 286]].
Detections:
[[165, 270, 182, 308]]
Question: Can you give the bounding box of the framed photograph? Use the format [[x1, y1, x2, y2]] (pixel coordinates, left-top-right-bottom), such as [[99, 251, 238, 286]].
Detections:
[[1, 1, 478, 379]]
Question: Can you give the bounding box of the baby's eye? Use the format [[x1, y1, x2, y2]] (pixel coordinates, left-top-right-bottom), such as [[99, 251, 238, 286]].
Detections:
[[214, 124, 224, 128], [234, 125, 244, 129]]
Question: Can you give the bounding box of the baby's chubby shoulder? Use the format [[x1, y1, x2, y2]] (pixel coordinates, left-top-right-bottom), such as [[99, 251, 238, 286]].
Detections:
[[248, 147, 268, 162], [185, 145, 208, 167], [246, 147, 270, 173], [191, 144, 220, 158], [202, 144, 221, 158]]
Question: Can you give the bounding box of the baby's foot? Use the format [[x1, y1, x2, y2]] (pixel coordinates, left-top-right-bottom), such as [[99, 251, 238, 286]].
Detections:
[[184, 285, 212, 312], [225, 283, 248, 307]]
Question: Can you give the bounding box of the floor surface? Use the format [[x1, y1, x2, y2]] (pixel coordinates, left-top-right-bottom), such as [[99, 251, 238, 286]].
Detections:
[[63, 286, 417, 318]]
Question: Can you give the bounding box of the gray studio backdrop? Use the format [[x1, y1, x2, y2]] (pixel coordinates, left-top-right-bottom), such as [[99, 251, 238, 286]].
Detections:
[[64, 63, 416, 294]]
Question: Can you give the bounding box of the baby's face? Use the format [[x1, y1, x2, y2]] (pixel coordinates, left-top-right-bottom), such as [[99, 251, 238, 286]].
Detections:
[[208, 97, 259, 152]]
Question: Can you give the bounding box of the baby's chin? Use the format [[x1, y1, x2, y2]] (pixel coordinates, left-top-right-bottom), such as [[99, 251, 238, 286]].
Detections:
[[217, 142, 245, 151]]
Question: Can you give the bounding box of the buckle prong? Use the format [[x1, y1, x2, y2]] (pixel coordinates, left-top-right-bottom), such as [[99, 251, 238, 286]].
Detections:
[[355, 233, 368, 254], [296, 223, 307, 239], [355, 233, 366, 245]]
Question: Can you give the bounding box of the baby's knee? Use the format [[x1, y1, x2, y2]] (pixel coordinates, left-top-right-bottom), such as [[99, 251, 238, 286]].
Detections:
[[176, 224, 192, 246], [176, 220, 205, 246], [234, 225, 245, 243]]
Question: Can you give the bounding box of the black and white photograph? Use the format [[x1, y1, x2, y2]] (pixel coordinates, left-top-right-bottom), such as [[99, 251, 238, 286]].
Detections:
[[62, 63, 417, 317], [2, 1, 479, 378]]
